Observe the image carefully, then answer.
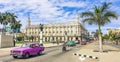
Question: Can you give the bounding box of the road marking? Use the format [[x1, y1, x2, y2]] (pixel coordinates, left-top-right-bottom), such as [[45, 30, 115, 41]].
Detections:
[[79, 57, 85, 61], [74, 53, 99, 62]]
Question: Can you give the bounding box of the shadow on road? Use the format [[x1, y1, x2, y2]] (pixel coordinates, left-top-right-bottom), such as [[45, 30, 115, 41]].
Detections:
[[16, 53, 46, 59]]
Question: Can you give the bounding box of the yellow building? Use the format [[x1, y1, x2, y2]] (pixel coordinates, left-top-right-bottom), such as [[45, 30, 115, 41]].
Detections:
[[22, 14, 88, 42], [107, 28, 120, 36]]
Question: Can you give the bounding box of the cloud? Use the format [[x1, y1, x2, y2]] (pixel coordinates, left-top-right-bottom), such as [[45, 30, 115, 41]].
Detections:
[[0, 0, 120, 34], [58, 1, 87, 8]]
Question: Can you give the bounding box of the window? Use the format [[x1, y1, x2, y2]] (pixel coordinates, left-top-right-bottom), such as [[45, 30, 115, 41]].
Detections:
[[68, 31, 69, 33], [60, 31, 62, 33], [35, 43, 39, 47], [56, 31, 58, 33], [71, 31, 73, 33]]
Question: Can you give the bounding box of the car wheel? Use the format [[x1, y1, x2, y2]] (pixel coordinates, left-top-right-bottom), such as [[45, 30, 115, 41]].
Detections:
[[13, 56, 17, 58], [38, 51, 42, 55], [24, 53, 29, 58]]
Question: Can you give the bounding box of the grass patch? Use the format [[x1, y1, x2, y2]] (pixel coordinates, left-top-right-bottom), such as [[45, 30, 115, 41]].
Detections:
[[16, 41, 51, 44], [43, 42, 51, 44], [16, 41, 24, 44]]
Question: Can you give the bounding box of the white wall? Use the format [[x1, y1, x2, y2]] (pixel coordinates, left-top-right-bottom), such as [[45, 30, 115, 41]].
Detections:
[[0, 35, 14, 48]]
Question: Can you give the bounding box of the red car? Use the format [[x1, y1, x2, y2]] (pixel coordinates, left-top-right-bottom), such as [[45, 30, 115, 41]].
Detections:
[[80, 41, 87, 45]]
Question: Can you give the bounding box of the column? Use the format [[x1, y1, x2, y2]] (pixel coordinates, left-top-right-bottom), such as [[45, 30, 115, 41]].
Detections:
[[73, 37, 76, 41], [43, 37, 45, 42], [47, 37, 49, 41], [62, 37, 64, 41], [69, 37, 71, 41], [54, 37, 56, 42]]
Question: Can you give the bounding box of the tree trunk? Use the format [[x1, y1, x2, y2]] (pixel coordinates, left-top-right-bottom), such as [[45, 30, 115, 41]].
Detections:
[[98, 25, 103, 52]]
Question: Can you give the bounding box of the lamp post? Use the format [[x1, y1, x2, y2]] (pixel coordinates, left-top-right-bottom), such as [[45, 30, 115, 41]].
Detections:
[[50, 24, 53, 43], [64, 31, 67, 42], [39, 23, 44, 46], [81, 31, 82, 42]]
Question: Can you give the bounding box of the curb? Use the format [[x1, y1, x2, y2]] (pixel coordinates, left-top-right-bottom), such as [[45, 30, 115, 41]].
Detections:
[[74, 53, 99, 60]]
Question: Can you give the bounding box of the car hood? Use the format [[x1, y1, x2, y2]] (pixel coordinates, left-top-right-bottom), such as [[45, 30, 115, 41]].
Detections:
[[12, 47, 30, 51]]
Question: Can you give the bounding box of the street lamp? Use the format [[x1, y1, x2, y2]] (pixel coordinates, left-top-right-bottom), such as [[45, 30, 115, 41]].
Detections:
[[39, 23, 44, 46], [64, 31, 67, 42], [80, 31, 83, 42]]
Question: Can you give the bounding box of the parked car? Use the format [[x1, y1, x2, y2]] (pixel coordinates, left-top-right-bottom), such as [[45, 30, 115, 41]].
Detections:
[[10, 42, 45, 58], [75, 40, 80, 44], [66, 41, 76, 47], [89, 39, 95, 43], [80, 41, 87, 45]]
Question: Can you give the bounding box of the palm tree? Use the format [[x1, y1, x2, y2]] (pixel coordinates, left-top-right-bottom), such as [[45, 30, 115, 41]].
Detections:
[[0, 12, 17, 32], [6, 12, 17, 24], [11, 20, 22, 31], [11, 20, 22, 37], [80, 2, 118, 52], [1, 13, 9, 30], [0, 12, 3, 24], [11, 20, 22, 46]]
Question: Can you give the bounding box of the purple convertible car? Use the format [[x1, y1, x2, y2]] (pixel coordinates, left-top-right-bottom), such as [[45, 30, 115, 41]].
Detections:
[[10, 43, 45, 58]]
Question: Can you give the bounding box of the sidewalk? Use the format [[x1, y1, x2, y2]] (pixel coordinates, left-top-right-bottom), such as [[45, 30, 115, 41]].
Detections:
[[74, 41, 120, 62], [0, 43, 62, 57]]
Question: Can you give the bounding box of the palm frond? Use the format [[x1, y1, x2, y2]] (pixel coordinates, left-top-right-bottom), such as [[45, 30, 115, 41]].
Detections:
[[100, 17, 111, 26], [80, 11, 94, 18], [104, 11, 118, 19], [101, 2, 112, 13], [82, 18, 96, 25]]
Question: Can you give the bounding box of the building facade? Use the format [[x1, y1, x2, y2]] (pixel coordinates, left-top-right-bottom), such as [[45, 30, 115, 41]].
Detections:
[[23, 15, 88, 42], [107, 28, 120, 37]]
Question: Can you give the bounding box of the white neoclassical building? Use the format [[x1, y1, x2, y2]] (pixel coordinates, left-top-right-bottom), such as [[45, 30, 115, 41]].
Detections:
[[22, 14, 88, 42]]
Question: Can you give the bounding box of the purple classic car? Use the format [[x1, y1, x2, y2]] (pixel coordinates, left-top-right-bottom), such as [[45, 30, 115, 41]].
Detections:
[[10, 42, 45, 58]]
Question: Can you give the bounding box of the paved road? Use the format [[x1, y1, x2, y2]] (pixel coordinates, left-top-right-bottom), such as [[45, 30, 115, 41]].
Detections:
[[0, 45, 82, 62]]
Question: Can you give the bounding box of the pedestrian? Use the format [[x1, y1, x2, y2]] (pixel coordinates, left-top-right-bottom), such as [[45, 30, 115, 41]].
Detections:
[[13, 39, 15, 47], [62, 42, 67, 52]]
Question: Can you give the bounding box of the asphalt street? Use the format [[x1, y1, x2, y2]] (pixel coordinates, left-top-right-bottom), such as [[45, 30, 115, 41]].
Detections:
[[0, 44, 82, 62]]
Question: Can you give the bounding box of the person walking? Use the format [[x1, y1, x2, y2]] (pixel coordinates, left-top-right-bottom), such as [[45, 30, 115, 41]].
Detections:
[[62, 42, 67, 52]]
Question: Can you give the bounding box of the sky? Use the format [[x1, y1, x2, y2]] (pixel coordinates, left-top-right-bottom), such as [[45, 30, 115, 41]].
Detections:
[[0, 0, 120, 34]]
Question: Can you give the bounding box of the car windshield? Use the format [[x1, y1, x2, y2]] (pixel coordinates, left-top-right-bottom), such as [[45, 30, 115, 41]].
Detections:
[[21, 43, 30, 47]]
